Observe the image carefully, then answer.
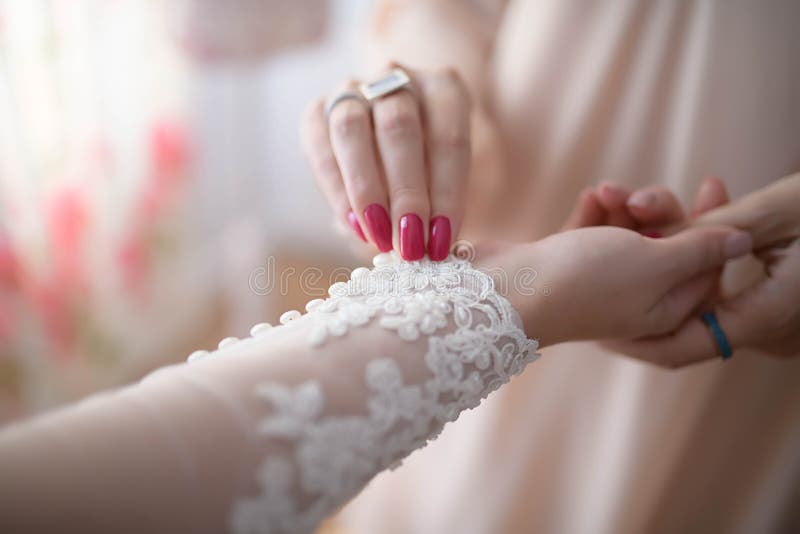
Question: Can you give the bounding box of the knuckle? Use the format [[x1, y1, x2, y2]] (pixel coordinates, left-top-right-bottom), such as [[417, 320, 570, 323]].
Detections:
[[347, 174, 374, 201], [430, 127, 470, 154], [435, 67, 470, 105], [313, 151, 340, 177], [330, 105, 369, 138], [376, 105, 419, 139], [438, 66, 461, 81], [433, 66, 466, 92], [390, 183, 427, 204], [429, 76, 469, 105]]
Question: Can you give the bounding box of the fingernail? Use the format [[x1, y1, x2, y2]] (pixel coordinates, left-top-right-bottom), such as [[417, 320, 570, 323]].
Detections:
[[428, 216, 451, 261], [723, 232, 753, 259], [640, 230, 663, 239], [363, 204, 393, 252], [628, 190, 656, 209], [399, 213, 425, 261], [346, 211, 367, 243], [600, 183, 624, 196]]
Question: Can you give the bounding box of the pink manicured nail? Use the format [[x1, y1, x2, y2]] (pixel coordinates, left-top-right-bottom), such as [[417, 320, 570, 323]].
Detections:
[[399, 213, 425, 261], [346, 211, 367, 243], [640, 230, 663, 238], [363, 204, 393, 252], [428, 216, 451, 261]]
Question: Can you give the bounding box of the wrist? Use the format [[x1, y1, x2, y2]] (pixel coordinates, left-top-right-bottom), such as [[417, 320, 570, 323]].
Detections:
[[477, 242, 564, 348]]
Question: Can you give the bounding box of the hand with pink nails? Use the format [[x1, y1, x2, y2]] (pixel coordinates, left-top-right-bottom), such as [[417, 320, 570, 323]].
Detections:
[[301, 63, 469, 261], [565, 173, 800, 366]]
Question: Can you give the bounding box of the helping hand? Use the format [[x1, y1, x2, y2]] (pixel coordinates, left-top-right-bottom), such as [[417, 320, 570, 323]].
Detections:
[[477, 224, 752, 348], [568, 173, 800, 366], [302, 64, 470, 261]]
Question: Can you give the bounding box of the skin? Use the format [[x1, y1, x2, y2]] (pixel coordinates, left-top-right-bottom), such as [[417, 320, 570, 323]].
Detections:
[[301, 64, 470, 256], [476, 225, 752, 349], [305, 1, 799, 365], [302, 1, 512, 255], [570, 173, 800, 366]]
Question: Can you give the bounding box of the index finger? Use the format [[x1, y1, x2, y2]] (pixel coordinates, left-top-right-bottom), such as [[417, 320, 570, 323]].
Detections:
[[696, 173, 800, 248], [607, 281, 776, 368]]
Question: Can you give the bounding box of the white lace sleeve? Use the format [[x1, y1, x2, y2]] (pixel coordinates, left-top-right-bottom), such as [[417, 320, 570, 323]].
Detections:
[[0, 253, 538, 534]]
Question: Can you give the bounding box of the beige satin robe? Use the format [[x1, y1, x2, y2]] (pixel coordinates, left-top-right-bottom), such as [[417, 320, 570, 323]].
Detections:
[[340, 1, 800, 532]]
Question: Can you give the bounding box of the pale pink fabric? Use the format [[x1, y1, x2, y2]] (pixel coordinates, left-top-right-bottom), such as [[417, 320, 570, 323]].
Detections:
[[340, 1, 800, 533]]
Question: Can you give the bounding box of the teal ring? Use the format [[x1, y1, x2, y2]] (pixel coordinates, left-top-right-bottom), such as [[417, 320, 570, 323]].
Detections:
[[701, 311, 733, 360]]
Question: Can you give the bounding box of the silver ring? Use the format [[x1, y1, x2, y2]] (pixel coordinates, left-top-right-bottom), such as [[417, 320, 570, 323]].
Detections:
[[359, 68, 413, 103], [324, 91, 369, 119]]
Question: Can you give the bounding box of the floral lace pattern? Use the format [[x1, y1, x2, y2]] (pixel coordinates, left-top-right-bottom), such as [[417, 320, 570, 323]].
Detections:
[[208, 253, 539, 533]]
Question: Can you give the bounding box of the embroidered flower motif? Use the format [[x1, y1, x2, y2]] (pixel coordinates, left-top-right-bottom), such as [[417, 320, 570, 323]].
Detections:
[[379, 291, 451, 340], [255, 382, 324, 438], [230, 255, 539, 534]]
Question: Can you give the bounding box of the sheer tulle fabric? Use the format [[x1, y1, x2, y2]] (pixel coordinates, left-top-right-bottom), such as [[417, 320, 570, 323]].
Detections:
[[0, 253, 538, 534]]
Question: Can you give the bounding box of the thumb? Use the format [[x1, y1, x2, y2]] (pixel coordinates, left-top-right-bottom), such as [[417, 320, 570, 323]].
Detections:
[[661, 226, 753, 280], [696, 173, 800, 249], [651, 271, 718, 333]]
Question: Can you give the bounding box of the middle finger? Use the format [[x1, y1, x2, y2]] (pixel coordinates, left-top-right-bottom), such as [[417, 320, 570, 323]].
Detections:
[[372, 83, 429, 261]]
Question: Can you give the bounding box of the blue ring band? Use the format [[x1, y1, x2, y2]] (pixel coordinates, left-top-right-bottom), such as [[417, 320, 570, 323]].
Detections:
[[701, 311, 733, 360]]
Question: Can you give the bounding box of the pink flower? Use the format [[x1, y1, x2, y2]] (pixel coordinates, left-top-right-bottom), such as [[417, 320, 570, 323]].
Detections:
[[29, 281, 73, 360], [0, 233, 18, 291], [138, 119, 190, 220], [150, 119, 189, 186], [47, 187, 89, 290], [117, 229, 150, 299]]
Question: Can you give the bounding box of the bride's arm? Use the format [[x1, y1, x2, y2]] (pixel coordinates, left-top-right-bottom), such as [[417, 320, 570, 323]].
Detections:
[[0, 226, 750, 534], [0, 253, 536, 534]]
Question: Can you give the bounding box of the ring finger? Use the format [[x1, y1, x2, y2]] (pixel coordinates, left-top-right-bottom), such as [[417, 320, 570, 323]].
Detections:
[[301, 98, 363, 240], [328, 80, 393, 252]]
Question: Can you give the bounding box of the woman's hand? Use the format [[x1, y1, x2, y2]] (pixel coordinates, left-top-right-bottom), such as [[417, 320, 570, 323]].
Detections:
[[301, 64, 471, 261], [561, 176, 730, 233], [478, 225, 753, 348], [607, 173, 800, 366], [566, 173, 800, 366]]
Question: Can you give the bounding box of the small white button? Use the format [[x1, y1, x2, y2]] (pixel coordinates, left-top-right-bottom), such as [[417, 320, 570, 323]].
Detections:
[[218, 337, 239, 349], [250, 323, 272, 337], [280, 310, 301, 324]]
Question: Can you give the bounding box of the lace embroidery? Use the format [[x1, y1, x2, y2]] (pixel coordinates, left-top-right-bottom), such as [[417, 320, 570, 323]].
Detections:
[[189, 253, 539, 534]]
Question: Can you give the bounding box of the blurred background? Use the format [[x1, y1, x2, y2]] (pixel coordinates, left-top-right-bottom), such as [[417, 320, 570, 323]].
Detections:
[[0, 0, 371, 422]]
